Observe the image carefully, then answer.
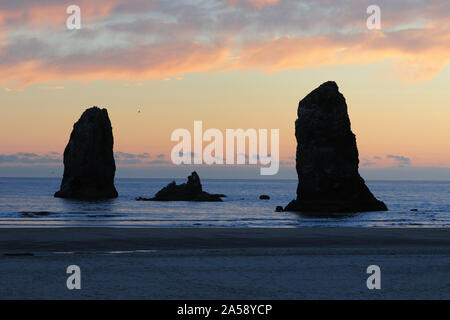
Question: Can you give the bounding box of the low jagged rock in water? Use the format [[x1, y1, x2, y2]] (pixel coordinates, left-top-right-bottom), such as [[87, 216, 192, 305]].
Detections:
[[54, 107, 118, 199], [284, 81, 387, 213], [136, 171, 224, 202]]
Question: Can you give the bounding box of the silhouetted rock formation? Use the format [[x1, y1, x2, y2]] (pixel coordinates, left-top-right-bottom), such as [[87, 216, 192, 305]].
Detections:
[[285, 81, 387, 213], [259, 195, 270, 200], [54, 107, 118, 199], [136, 172, 224, 202]]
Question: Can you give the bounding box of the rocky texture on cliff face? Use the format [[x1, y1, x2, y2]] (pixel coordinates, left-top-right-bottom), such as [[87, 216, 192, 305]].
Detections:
[[136, 171, 225, 202], [54, 107, 118, 199], [284, 81, 387, 213]]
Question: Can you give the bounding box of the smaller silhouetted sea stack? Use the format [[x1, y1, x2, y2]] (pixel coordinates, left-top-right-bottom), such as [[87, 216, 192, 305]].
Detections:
[[284, 81, 387, 213], [136, 172, 225, 202], [54, 107, 118, 199]]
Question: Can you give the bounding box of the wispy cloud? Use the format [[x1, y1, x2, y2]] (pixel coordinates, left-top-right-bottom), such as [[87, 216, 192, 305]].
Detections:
[[387, 154, 412, 167], [362, 154, 412, 168], [361, 157, 378, 168], [114, 151, 174, 166], [114, 151, 151, 164], [228, 0, 279, 10]]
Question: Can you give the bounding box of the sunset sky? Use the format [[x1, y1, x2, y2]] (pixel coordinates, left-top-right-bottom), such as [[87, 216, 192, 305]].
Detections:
[[0, 0, 449, 178]]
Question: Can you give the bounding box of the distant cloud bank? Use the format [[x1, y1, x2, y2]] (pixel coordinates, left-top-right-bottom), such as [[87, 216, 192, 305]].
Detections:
[[114, 152, 171, 165], [386, 154, 411, 167], [0, 152, 61, 164], [362, 154, 412, 168], [0, 151, 414, 169]]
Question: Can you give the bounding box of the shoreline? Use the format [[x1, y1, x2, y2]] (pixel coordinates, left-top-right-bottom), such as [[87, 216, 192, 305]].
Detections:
[[1, 227, 449, 253]]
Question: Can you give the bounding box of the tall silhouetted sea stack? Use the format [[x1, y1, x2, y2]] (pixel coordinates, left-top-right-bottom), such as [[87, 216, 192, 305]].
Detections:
[[54, 107, 118, 199], [284, 81, 387, 213]]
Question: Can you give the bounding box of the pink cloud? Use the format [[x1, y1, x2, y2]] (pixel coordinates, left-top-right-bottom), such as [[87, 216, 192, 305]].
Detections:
[[1, 0, 449, 87], [228, 0, 279, 10], [0, 41, 232, 88], [238, 28, 450, 82], [0, 1, 123, 27], [2, 28, 449, 88]]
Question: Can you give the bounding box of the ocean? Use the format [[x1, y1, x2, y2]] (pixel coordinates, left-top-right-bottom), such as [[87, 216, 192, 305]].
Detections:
[[0, 178, 448, 228]]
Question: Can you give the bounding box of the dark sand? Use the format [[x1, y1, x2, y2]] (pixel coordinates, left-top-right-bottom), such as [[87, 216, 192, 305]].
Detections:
[[0, 227, 449, 299]]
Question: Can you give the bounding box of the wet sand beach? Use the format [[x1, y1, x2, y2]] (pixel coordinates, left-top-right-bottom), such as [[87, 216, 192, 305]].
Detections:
[[0, 227, 449, 299]]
